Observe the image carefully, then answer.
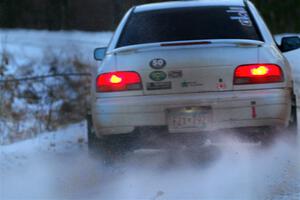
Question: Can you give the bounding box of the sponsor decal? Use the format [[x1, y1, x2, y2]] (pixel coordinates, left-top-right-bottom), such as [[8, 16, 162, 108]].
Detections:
[[149, 71, 167, 81], [181, 81, 203, 88], [147, 82, 171, 90], [149, 58, 166, 69], [216, 82, 226, 90], [217, 78, 226, 90], [227, 7, 252, 27], [168, 70, 183, 79]]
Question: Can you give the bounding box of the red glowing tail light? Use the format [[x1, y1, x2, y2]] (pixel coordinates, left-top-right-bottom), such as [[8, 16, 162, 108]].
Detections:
[[234, 64, 284, 85], [96, 71, 142, 92]]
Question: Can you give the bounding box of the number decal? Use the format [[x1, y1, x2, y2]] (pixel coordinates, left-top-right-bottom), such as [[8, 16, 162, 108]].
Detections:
[[149, 58, 167, 69]]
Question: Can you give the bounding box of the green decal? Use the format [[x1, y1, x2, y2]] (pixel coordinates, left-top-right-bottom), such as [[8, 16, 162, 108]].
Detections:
[[149, 71, 167, 81], [182, 81, 188, 87]]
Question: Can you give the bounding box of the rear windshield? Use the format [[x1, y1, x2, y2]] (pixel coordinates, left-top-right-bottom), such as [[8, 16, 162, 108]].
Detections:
[[117, 6, 263, 48]]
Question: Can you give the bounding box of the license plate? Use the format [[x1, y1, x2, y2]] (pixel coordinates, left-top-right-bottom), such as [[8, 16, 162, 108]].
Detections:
[[167, 107, 212, 132]]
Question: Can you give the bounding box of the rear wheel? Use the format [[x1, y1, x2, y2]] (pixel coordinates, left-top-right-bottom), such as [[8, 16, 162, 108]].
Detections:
[[261, 127, 282, 146], [252, 127, 278, 146], [87, 114, 139, 163], [253, 106, 298, 145], [236, 126, 278, 146], [287, 104, 298, 143], [86, 114, 102, 159]]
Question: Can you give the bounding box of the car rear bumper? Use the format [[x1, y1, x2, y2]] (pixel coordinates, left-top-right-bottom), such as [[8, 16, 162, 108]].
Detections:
[[92, 89, 291, 136]]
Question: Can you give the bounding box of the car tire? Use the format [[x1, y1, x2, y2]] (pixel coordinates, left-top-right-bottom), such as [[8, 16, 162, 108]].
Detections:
[[286, 104, 298, 142], [87, 114, 139, 163], [239, 126, 277, 146], [87, 114, 102, 159], [257, 127, 278, 146], [256, 105, 298, 146]]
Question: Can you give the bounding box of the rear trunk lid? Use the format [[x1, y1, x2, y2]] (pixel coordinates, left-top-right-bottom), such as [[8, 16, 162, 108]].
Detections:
[[113, 42, 260, 95]]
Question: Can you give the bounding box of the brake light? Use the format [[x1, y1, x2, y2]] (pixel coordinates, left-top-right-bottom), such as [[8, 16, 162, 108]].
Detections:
[[110, 75, 122, 84], [234, 64, 284, 85], [251, 66, 269, 75], [96, 71, 142, 92]]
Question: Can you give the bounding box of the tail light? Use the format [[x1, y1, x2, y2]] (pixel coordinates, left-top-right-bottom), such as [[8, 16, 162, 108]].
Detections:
[[96, 71, 142, 92], [234, 64, 284, 85]]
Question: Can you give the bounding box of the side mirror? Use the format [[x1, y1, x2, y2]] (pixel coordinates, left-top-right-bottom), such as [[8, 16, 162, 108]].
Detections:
[[280, 36, 300, 52], [94, 47, 107, 61]]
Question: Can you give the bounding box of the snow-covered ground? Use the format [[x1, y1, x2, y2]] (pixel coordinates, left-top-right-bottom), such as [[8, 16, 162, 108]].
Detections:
[[0, 30, 113, 144], [0, 29, 112, 65], [0, 122, 299, 200]]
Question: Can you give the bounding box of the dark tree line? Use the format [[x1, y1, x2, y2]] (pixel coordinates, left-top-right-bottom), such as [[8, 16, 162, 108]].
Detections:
[[252, 0, 300, 33], [0, 0, 299, 33]]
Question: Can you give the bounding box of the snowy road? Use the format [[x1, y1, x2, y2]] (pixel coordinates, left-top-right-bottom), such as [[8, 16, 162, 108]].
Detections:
[[1, 122, 299, 200]]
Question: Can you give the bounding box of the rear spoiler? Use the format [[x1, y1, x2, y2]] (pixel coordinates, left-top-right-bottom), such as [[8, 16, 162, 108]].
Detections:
[[110, 39, 264, 54]]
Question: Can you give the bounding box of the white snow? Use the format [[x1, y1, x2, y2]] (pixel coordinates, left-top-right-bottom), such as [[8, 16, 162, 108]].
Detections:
[[0, 122, 87, 154], [0, 29, 113, 74], [0, 29, 113, 143], [0, 122, 299, 200]]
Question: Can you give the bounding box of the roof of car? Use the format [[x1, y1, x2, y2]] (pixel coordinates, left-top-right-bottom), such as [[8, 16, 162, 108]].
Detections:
[[134, 0, 246, 13]]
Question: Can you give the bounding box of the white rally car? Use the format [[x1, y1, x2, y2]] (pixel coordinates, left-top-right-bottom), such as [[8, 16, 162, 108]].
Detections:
[[88, 0, 299, 155]]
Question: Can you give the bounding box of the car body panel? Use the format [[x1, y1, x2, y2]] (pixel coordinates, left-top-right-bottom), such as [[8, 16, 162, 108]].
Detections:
[[115, 44, 258, 95], [92, 88, 291, 136]]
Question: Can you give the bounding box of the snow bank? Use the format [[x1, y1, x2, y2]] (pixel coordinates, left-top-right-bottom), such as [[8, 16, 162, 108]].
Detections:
[[0, 29, 113, 144], [0, 29, 112, 74]]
